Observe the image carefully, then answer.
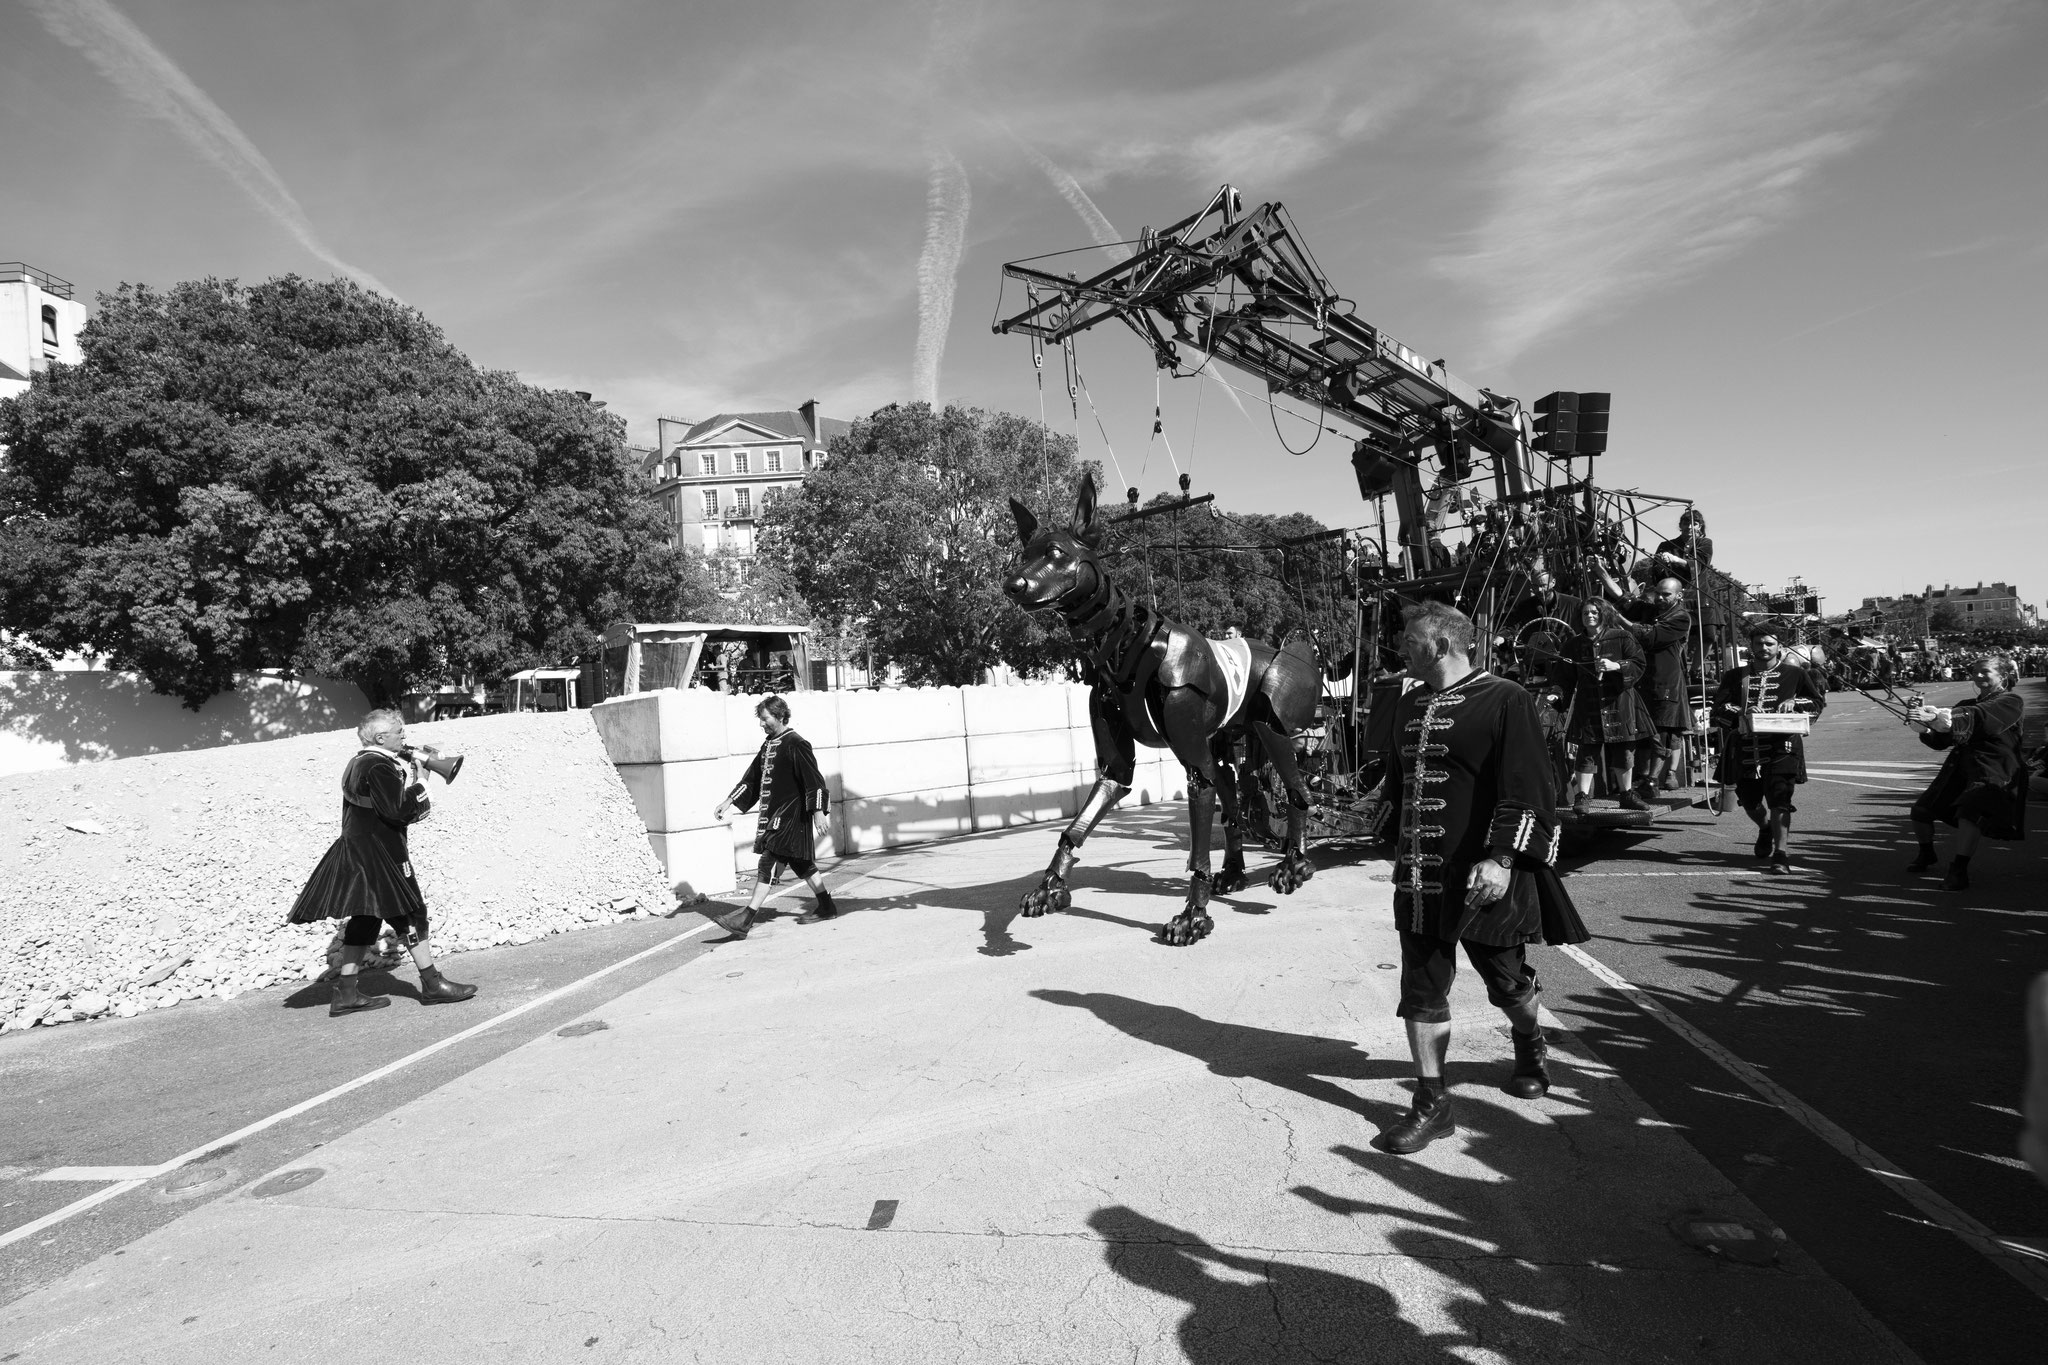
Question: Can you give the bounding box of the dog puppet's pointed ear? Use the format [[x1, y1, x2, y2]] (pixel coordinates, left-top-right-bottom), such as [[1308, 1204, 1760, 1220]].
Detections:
[[1070, 474, 1100, 545], [1009, 497, 1039, 544]]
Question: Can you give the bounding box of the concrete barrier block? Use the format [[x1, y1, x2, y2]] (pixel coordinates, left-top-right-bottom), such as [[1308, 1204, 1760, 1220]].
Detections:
[[646, 828, 738, 898], [970, 773, 1079, 831], [591, 690, 731, 765], [965, 728, 1073, 785], [839, 736, 969, 800], [840, 786, 974, 853], [615, 758, 760, 834], [839, 686, 966, 746], [1065, 685, 1095, 729], [962, 684, 1072, 736], [783, 691, 842, 749]]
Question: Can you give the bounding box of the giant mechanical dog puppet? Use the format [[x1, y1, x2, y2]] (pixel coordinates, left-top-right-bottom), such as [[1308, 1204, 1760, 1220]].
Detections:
[[1004, 475, 1323, 946]]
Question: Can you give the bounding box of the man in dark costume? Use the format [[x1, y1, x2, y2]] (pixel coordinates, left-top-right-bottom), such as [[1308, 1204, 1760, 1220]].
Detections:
[[709, 694, 835, 936], [1712, 620, 1826, 875], [290, 710, 477, 1017], [1907, 652, 2027, 890], [1624, 578, 1694, 796], [1365, 601, 1589, 1155], [1651, 508, 1713, 585], [1564, 600, 1653, 814]]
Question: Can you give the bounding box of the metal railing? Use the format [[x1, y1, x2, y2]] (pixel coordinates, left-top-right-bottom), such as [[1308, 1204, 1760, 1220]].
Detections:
[[0, 264, 75, 300]]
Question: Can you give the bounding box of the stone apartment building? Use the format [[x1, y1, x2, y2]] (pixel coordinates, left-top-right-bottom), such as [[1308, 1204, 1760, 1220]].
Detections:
[[641, 400, 849, 574], [1852, 583, 2037, 635], [1, 263, 88, 403]]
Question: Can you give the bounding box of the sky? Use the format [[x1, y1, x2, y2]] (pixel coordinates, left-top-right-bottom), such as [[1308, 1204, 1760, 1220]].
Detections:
[[3, 0, 2044, 613]]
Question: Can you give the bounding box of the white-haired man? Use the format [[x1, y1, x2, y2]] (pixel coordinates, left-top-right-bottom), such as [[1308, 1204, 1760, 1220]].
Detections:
[[289, 709, 477, 1015], [1365, 600, 1588, 1155]]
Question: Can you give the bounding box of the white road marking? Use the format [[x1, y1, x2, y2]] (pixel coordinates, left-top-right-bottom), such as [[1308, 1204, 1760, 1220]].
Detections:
[[0, 921, 718, 1251], [1811, 760, 1941, 770], [1806, 776, 1917, 791], [30, 1167, 166, 1182], [1567, 870, 1766, 879], [1559, 942, 2048, 1302]]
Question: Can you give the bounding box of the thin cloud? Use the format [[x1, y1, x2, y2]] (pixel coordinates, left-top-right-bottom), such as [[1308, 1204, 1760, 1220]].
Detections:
[[912, 139, 971, 404], [1433, 0, 2003, 364], [23, 0, 393, 296]]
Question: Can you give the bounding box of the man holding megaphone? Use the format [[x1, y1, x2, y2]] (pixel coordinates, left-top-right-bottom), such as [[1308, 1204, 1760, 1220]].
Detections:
[[289, 709, 478, 1016]]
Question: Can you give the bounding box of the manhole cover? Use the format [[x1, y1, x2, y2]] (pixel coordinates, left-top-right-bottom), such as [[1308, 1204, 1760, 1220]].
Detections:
[[556, 1020, 609, 1038], [162, 1162, 227, 1195], [250, 1168, 324, 1198]]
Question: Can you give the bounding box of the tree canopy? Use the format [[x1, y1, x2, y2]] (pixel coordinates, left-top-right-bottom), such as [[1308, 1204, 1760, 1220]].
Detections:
[[759, 400, 1352, 685], [759, 402, 1087, 687], [0, 275, 715, 707]]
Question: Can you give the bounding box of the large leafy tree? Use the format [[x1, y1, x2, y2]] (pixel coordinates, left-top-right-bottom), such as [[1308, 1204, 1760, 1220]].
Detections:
[[0, 276, 714, 707], [760, 402, 1087, 686], [1105, 494, 1354, 652]]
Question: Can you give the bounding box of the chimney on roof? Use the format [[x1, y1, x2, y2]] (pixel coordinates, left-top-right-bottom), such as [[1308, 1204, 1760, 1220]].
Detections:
[[800, 398, 822, 450]]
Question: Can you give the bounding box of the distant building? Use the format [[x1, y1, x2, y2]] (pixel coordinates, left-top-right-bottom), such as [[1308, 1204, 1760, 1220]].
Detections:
[[1851, 584, 2036, 636], [643, 400, 849, 573], [0, 263, 87, 403]]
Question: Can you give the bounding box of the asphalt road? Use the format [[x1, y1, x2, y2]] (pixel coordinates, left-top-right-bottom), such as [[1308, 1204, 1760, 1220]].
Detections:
[[0, 907, 727, 1305], [5, 682, 2045, 1362], [1543, 679, 2048, 1365]]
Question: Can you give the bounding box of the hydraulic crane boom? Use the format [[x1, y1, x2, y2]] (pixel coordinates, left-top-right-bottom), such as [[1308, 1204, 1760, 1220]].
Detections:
[[992, 185, 1541, 567]]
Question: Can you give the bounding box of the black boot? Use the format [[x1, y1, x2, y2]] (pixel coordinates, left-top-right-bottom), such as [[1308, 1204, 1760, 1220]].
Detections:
[[1506, 1028, 1550, 1099], [1382, 1085, 1456, 1155], [1905, 846, 1938, 875], [1943, 858, 1971, 891], [798, 890, 838, 924], [329, 974, 391, 1018], [708, 903, 756, 936], [418, 966, 477, 1004]]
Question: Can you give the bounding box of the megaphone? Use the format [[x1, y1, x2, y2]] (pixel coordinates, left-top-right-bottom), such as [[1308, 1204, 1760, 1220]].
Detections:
[[403, 747, 464, 784]]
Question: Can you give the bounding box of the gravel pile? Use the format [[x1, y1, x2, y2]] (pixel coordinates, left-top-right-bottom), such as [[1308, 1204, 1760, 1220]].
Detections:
[[0, 712, 674, 1032]]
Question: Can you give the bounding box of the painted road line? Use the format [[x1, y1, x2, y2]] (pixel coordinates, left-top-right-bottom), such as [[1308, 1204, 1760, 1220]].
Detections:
[[1566, 870, 1767, 878], [1812, 760, 1942, 769], [30, 1167, 167, 1182], [1559, 943, 2048, 1302], [0, 921, 719, 1251], [1807, 777, 1917, 791]]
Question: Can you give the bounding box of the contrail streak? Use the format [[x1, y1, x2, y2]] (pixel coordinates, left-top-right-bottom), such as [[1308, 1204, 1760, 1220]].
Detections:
[[911, 139, 970, 405], [23, 0, 394, 296]]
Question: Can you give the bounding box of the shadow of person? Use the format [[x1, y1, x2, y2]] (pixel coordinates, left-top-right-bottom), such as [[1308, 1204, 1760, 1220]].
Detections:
[[280, 969, 419, 1009], [1085, 1206, 1460, 1364], [1032, 989, 1411, 1121]]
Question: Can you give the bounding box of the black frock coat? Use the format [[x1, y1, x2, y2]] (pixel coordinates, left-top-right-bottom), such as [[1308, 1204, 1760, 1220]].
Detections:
[[1628, 605, 1694, 731], [1566, 624, 1655, 745], [1372, 670, 1587, 948], [727, 729, 830, 863], [1712, 661, 1827, 783], [289, 749, 429, 924], [1915, 691, 2027, 840]]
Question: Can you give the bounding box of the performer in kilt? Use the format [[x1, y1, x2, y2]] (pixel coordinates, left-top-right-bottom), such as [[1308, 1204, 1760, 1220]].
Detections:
[[1366, 601, 1589, 1156], [289, 710, 477, 1016], [1907, 652, 2027, 890], [1712, 620, 1826, 875], [710, 695, 835, 936]]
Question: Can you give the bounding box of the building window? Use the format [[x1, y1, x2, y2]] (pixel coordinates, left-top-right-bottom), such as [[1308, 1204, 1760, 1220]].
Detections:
[[733, 487, 752, 515], [766, 450, 783, 473], [699, 452, 717, 476], [734, 451, 750, 474], [702, 489, 718, 516], [41, 305, 58, 349]]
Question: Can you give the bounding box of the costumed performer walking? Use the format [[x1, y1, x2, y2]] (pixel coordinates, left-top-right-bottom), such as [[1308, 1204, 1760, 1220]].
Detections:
[[1906, 652, 2026, 890], [709, 694, 836, 937], [1364, 601, 1589, 1156], [289, 710, 477, 1017], [1711, 620, 1826, 875]]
